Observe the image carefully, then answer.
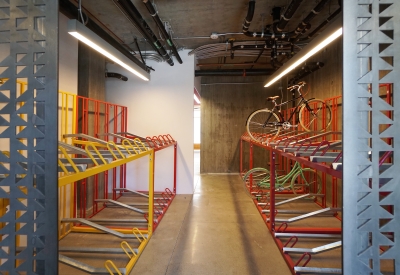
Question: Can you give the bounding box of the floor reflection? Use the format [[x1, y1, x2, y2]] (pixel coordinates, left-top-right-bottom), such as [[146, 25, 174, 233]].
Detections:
[[194, 149, 200, 189]]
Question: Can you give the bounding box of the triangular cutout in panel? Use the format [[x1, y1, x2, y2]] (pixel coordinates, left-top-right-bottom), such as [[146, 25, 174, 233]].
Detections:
[[379, 43, 392, 54], [379, 17, 392, 27], [380, 30, 394, 40], [379, 3, 392, 14], [379, 125, 393, 135], [380, 56, 393, 67], [16, 53, 26, 63], [380, 110, 393, 120], [379, 70, 392, 80]]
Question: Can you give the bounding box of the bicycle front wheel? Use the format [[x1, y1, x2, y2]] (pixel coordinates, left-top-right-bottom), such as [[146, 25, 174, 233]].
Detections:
[[290, 168, 322, 195], [299, 99, 332, 132], [242, 167, 270, 199], [246, 109, 281, 142]]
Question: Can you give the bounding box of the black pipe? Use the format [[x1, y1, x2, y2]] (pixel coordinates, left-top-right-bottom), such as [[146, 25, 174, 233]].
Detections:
[[271, 7, 281, 24], [299, 8, 342, 42], [59, 0, 149, 73], [274, 0, 304, 32], [134, 37, 146, 65], [242, 1, 293, 39], [290, 0, 331, 41], [242, 0, 256, 34], [195, 69, 275, 77], [106, 72, 128, 81], [112, 0, 174, 66], [142, 0, 183, 64], [250, 48, 266, 69]]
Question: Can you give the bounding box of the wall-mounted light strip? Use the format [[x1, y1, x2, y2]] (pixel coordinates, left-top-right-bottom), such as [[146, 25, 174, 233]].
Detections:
[[68, 19, 150, 81], [264, 16, 342, 87]]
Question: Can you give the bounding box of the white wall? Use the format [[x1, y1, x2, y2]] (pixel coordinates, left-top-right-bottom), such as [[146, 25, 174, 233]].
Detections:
[[59, 13, 78, 94], [194, 64, 201, 96], [58, 13, 78, 222], [105, 51, 195, 194]]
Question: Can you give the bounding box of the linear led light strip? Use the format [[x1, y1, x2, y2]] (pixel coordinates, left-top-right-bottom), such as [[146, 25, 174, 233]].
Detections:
[[194, 94, 201, 104], [265, 27, 342, 87], [68, 19, 150, 81]]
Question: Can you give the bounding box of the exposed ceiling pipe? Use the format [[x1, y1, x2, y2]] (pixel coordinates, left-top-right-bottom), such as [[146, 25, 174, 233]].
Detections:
[[142, 0, 183, 64], [242, 0, 291, 39], [112, 0, 174, 66], [250, 47, 266, 69], [271, 7, 281, 25], [134, 53, 164, 63], [242, 0, 256, 35], [59, 0, 149, 73], [299, 7, 342, 42], [274, 0, 304, 33], [134, 37, 146, 65], [289, 0, 331, 41], [231, 44, 269, 50], [195, 69, 275, 77], [196, 62, 271, 67], [106, 72, 128, 81]]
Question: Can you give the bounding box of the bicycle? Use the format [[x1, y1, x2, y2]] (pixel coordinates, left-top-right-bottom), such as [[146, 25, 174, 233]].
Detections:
[[246, 81, 332, 143], [242, 161, 322, 199]]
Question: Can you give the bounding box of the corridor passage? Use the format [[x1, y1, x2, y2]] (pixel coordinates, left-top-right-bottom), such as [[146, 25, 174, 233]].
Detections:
[[131, 171, 291, 275]]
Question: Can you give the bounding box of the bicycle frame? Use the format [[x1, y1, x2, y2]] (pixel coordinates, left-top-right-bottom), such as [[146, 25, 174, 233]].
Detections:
[[274, 95, 308, 123], [263, 93, 312, 127], [259, 161, 303, 189]]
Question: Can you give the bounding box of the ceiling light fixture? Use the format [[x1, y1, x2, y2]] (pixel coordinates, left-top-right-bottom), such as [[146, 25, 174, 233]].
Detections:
[[264, 16, 342, 87], [67, 19, 150, 81]]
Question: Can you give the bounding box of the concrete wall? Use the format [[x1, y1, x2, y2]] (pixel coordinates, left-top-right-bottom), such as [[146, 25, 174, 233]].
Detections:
[[78, 42, 105, 100], [105, 50, 195, 194], [200, 76, 273, 173], [200, 38, 343, 173]]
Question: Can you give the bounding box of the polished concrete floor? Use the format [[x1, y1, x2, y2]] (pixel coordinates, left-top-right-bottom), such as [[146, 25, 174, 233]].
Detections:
[[130, 151, 292, 275]]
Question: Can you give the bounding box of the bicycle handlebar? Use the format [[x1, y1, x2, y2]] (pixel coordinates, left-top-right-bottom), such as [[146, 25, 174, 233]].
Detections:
[[287, 81, 306, 91]]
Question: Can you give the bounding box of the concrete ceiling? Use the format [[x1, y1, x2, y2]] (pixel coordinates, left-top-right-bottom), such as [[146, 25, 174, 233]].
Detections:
[[72, 0, 342, 72]]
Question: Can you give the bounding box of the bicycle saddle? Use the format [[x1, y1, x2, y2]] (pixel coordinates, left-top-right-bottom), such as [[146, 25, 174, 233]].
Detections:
[[266, 96, 279, 101]]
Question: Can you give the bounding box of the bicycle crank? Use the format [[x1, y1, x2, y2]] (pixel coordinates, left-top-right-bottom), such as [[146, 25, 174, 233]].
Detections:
[[282, 122, 298, 130]]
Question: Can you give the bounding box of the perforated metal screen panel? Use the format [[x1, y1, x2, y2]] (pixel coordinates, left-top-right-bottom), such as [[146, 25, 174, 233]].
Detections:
[[343, 1, 400, 274], [0, 1, 59, 274]]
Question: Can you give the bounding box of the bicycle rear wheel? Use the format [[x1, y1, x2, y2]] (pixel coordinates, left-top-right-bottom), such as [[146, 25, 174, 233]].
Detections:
[[242, 167, 270, 199], [290, 168, 322, 195], [299, 99, 332, 132], [246, 109, 281, 142]]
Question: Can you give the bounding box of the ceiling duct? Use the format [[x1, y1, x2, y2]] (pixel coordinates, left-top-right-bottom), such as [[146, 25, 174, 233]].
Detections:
[[195, 69, 275, 77], [143, 0, 183, 64], [59, 0, 149, 73], [112, 0, 174, 66]]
